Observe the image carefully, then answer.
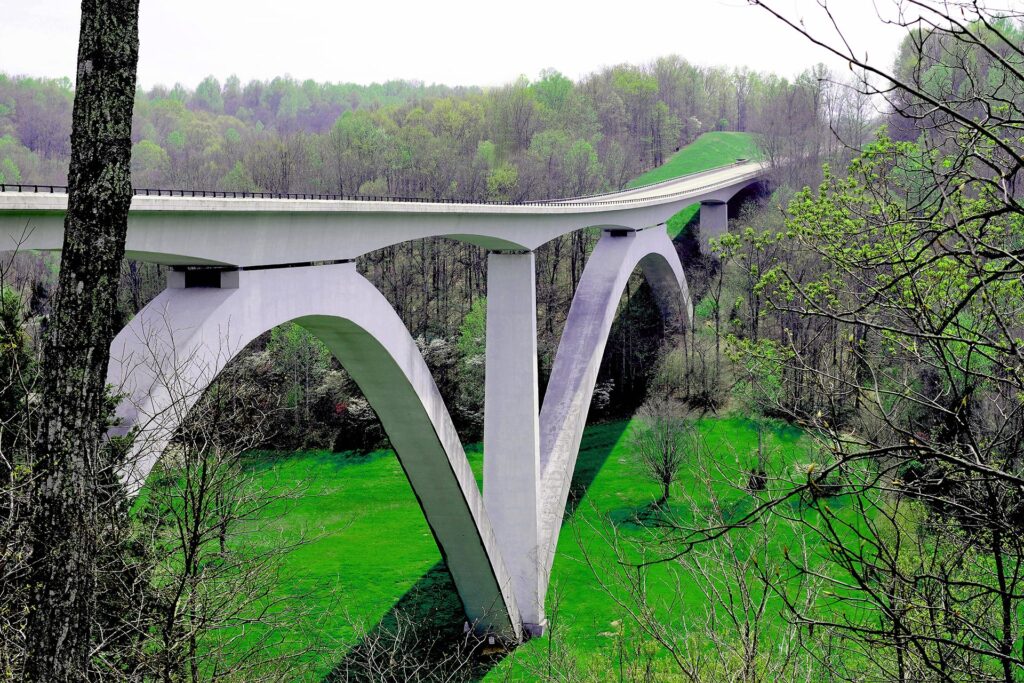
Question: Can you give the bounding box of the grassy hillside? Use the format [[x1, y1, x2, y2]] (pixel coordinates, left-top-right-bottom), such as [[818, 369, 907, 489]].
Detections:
[[221, 415, 819, 679], [627, 131, 760, 188], [628, 131, 761, 239]]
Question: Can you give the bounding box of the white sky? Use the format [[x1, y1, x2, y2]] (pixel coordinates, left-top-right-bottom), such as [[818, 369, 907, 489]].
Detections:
[[0, 1, 948, 89]]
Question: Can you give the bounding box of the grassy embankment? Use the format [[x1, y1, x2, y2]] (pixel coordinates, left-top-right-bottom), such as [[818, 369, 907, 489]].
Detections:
[[212, 130, 824, 679], [626, 131, 761, 238]]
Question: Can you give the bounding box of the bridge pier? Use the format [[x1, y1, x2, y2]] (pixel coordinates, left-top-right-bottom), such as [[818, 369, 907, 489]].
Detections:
[[483, 251, 546, 636], [107, 262, 523, 640], [699, 200, 729, 255]]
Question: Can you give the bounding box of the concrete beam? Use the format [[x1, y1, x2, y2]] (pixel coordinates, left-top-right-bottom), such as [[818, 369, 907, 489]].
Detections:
[[483, 251, 544, 634], [107, 262, 522, 639]]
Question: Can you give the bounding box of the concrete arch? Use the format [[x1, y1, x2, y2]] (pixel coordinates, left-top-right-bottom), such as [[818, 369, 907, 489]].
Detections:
[[107, 262, 522, 638], [537, 227, 692, 580]]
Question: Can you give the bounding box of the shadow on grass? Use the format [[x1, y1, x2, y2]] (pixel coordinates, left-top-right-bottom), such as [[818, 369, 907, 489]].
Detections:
[[241, 447, 395, 477], [322, 419, 631, 682]]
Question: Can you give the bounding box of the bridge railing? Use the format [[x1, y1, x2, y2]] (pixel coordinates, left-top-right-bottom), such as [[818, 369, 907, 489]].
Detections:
[[0, 184, 66, 194], [0, 162, 765, 209]]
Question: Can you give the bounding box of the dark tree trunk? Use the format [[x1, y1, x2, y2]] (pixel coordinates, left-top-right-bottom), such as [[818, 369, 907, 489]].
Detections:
[[24, 1, 140, 680]]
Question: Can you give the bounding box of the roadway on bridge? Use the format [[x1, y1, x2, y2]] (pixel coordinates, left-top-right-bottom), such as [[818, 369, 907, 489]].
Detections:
[[0, 160, 767, 267]]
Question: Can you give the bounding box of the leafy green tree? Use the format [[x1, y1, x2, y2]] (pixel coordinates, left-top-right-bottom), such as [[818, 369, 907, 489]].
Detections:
[[563, 139, 603, 196], [0, 157, 20, 184], [218, 160, 256, 192], [455, 297, 486, 438], [193, 75, 223, 113], [486, 162, 518, 201], [129, 139, 169, 188], [737, 133, 1024, 681]]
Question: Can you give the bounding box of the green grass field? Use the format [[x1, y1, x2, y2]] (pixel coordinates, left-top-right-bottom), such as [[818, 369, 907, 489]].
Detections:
[[227, 415, 818, 679]]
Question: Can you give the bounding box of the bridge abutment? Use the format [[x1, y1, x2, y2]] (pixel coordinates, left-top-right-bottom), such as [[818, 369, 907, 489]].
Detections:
[[482, 251, 546, 635]]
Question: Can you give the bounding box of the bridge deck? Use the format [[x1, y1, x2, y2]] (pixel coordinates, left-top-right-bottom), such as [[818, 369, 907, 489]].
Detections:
[[0, 161, 766, 266]]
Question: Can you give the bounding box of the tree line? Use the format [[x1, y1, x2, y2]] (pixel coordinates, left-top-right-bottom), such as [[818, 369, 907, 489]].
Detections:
[[4, 57, 837, 200]]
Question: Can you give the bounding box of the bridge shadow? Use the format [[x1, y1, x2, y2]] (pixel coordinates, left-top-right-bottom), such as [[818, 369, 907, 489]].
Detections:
[[322, 419, 630, 682]]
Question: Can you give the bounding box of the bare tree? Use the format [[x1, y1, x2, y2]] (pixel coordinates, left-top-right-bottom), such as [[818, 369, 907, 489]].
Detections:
[[708, 3, 1024, 679], [629, 399, 691, 508], [105, 319, 330, 682], [133, 375, 323, 682]]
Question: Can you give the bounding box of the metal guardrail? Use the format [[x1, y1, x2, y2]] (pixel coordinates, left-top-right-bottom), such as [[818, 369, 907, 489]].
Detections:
[[0, 161, 765, 210]]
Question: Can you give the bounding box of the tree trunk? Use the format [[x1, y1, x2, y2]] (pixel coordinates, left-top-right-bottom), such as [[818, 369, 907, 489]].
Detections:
[[24, 1, 140, 680]]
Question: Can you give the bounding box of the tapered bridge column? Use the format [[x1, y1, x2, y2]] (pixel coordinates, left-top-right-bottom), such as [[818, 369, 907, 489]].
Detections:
[[483, 250, 545, 635], [699, 200, 729, 254]]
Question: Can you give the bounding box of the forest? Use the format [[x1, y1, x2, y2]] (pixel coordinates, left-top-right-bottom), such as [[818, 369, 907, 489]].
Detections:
[[2, 1, 1024, 681]]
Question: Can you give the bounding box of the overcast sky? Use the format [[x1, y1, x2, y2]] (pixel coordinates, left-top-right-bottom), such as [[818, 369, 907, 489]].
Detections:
[[0, 1, 948, 89]]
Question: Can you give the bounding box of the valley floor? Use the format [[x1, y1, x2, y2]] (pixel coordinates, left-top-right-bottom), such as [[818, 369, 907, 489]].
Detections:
[[233, 415, 812, 680]]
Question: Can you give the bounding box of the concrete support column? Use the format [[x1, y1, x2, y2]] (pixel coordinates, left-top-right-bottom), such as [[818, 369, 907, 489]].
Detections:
[[699, 200, 729, 255], [483, 251, 544, 635]]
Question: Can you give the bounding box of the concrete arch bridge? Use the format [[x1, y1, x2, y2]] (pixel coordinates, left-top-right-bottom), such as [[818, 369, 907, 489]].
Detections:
[[0, 161, 767, 641]]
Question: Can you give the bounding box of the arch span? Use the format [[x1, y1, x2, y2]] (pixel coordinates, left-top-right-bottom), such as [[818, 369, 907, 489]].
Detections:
[[107, 262, 522, 638], [537, 227, 692, 580]]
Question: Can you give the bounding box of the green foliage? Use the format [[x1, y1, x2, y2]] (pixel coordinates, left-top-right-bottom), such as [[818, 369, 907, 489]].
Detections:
[[1, 59, 788, 197], [193, 75, 224, 113], [456, 297, 485, 360], [693, 295, 717, 320], [218, 160, 256, 192], [356, 177, 388, 196], [474, 139, 497, 168], [0, 157, 20, 184], [486, 162, 518, 201], [129, 139, 169, 188], [165, 129, 185, 150], [530, 69, 574, 111]]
